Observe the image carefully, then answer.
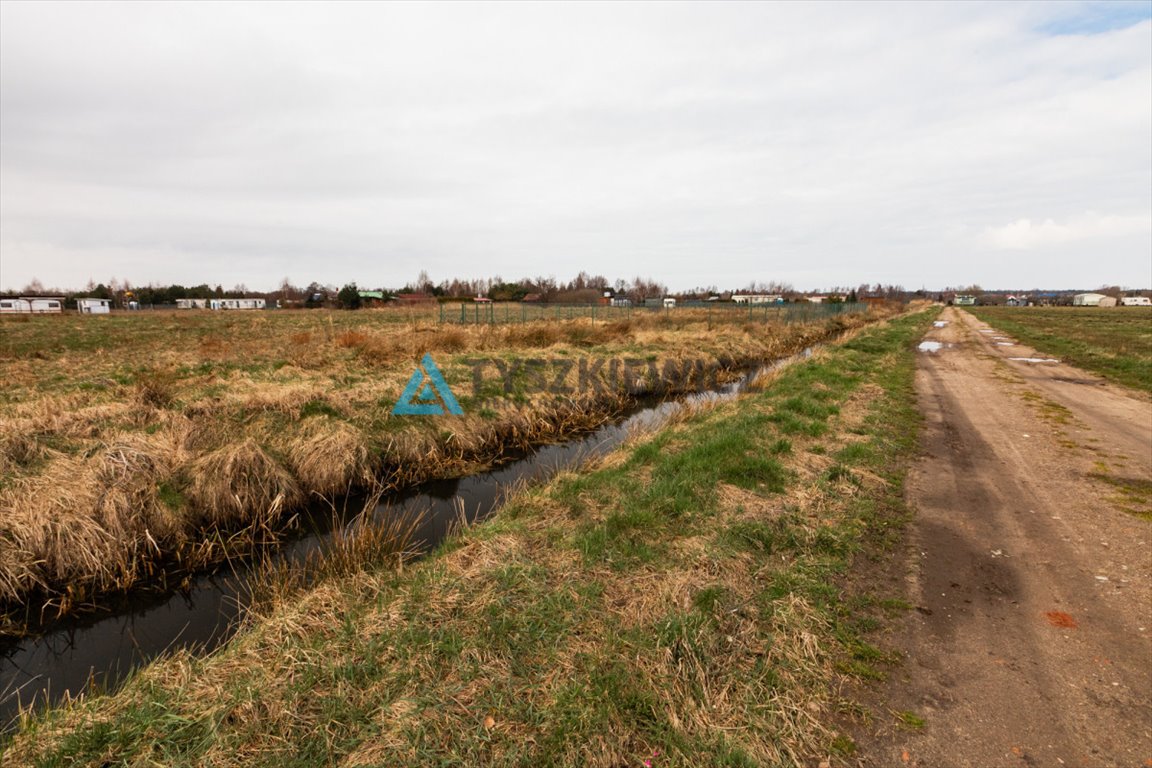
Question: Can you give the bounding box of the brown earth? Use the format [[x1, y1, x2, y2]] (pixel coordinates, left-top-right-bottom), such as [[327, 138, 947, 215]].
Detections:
[[852, 306, 1152, 767]]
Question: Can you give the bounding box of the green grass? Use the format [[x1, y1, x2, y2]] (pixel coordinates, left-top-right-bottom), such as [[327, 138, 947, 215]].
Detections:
[[2, 310, 936, 767], [968, 307, 1152, 394]]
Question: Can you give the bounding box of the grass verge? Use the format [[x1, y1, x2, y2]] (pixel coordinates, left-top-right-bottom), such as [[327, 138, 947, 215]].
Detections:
[[1, 310, 934, 767]]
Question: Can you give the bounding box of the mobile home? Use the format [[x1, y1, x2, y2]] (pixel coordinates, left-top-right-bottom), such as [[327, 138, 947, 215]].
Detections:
[[27, 297, 63, 313], [1072, 293, 1116, 307], [0, 298, 30, 313], [208, 298, 266, 310], [1120, 296, 1151, 307], [176, 298, 209, 309], [77, 298, 111, 314]]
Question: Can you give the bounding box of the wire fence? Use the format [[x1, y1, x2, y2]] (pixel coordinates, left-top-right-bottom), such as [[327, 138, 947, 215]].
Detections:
[[438, 301, 870, 327]]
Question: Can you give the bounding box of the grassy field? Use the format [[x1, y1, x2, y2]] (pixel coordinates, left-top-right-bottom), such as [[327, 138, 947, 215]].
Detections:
[[0, 305, 893, 629], [967, 307, 1152, 394], [0, 309, 935, 767]]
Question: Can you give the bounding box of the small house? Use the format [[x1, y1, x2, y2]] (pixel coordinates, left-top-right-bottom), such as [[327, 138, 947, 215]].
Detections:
[[953, 294, 976, 306], [358, 290, 387, 307], [663, 297, 677, 309], [77, 298, 111, 314]]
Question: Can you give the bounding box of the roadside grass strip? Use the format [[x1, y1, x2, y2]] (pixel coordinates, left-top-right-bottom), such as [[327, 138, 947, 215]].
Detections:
[[2, 311, 935, 768]]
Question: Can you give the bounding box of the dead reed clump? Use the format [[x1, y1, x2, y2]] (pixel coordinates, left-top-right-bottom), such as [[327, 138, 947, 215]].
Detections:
[[285, 420, 375, 497], [504, 323, 564, 349], [0, 458, 116, 601], [133, 367, 179, 409], [0, 432, 46, 473], [92, 432, 187, 550], [336, 330, 370, 349], [426, 326, 470, 352], [186, 439, 301, 528]]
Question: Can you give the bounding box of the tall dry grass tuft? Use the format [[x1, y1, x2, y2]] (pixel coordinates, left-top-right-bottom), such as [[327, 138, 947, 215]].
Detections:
[[186, 440, 301, 528], [0, 457, 112, 605], [133, 368, 178, 409], [335, 330, 369, 349], [0, 433, 46, 475], [285, 420, 374, 497], [502, 322, 561, 348], [245, 485, 425, 617]]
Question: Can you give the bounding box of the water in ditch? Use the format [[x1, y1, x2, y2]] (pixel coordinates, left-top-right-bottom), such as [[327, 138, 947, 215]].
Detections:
[[0, 351, 808, 729]]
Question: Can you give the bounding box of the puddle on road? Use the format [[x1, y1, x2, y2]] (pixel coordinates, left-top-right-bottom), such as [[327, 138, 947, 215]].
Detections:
[[1008, 357, 1060, 364], [933, 321, 948, 328], [978, 329, 996, 334], [918, 341, 946, 353], [995, 342, 1015, 346]]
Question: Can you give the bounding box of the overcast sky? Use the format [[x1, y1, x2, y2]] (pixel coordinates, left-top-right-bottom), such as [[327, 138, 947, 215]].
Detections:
[[1, 1, 1149, 293]]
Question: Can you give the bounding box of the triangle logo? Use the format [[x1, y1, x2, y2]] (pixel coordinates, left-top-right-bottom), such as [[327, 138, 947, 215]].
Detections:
[[393, 354, 464, 416]]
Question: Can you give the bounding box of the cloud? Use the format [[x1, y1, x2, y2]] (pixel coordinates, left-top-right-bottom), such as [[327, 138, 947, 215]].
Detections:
[[982, 213, 1152, 250], [1, 2, 1149, 291]]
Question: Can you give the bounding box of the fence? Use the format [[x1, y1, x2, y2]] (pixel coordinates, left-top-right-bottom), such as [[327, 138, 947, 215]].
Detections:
[[438, 301, 869, 327]]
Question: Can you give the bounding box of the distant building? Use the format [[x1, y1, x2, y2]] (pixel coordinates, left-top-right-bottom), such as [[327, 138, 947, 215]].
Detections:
[[732, 294, 783, 305], [1120, 296, 1151, 307], [358, 290, 387, 307], [77, 298, 111, 314], [208, 298, 266, 310], [521, 293, 543, 303], [954, 295, 977, 306], [1005, 295, 1028, 307], [394, 293, 434, 304], [3, 297, 65, 313], [663, 297, 677, 309], [1072, 293, 1116, 307], [176, 298, 209, 309], [806, 296, 827, 304]]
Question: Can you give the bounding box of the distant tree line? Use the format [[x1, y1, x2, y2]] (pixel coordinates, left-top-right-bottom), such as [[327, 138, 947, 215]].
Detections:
[[32, 271, 1128, 311]]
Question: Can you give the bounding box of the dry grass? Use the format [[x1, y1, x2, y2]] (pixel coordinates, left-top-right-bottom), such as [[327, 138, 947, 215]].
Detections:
[[186, 440, 301, 528], [0, 309, 932, 767], [0, 305, 894, 626]]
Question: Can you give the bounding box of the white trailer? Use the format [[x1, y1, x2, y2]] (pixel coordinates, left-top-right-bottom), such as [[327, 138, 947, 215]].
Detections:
[[26, 297, 63, 313], [176, 298, 208, 309], [1120, 296, 1151, 307], [0, 298, 30, 313], [77, 298, 111, 314], [209, 298, 266, 310]]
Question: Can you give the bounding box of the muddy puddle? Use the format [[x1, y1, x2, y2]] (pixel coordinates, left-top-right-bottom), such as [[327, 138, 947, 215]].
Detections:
[[1007, 357, 1060, 364], [0, 351, 809, 728], [918, 341, 946, 353]]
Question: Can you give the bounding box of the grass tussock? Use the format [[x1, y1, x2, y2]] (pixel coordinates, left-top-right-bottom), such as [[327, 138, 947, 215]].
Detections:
[[1, 309, 934, 766], [286, 420, 375, 497], [186, 440, 301, 528]]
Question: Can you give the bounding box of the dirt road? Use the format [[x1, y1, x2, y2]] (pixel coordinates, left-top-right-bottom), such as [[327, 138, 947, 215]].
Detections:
[[854, 307, 1152, 767]]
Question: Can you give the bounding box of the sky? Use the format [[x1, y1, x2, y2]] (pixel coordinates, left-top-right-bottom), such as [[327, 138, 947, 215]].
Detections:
[[1, 1, 1150, 293]]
